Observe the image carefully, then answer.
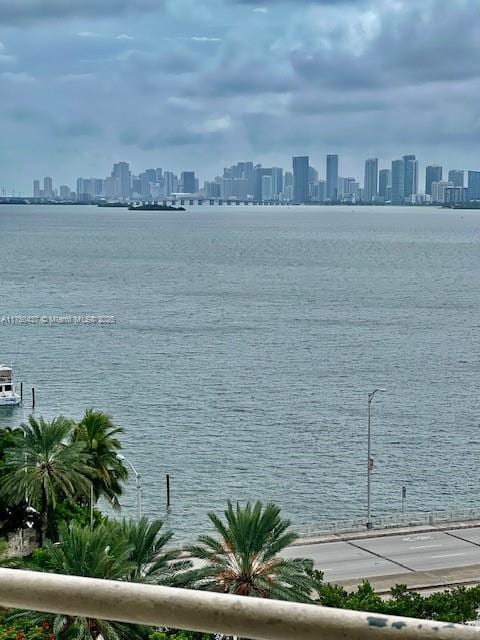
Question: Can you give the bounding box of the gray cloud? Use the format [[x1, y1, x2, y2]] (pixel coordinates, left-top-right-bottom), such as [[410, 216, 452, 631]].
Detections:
[[0, 0, 163, 24], [290, 1, 480, 91], [51, 119, 102, 137], [2, 0, 480, 193]]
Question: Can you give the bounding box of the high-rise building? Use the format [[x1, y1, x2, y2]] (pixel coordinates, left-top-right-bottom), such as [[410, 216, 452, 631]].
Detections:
[[112, 162, 131, 199], [293, 156, 309, 203], [425, 165, 443, 196], [223, 162, 254, 199], [431, 181, 453, 204], [271, 167, 283, 198], [244, 162, 254, 197], [132, 178, 142, 196], [378, 169, 391, 200], [403, 155, 418, 199], [308, 166, 318, 183], [338, 177, 358, 200], [180, 171, 196, 194], [163, 172, 177, 196], [468, 171, 480, 201], [43, 177, 53, 199], [140, 169, 157, 198], [221, 177, 233, 199], [204, 181, 221, 198], [59, 185, 71, 199], [326, 154, 339, 201], [391, 160, 405, 204], [262, 175, 273, 202], [364, 158, 378, 202], [236, 162, 254, 196], [102, 176, 117, 199], [310, 180, 325, 202], [33, 180, 41, 198], [254, 166, 273, 202], [231, 179, 248, 200], [93, 179, 103, 197], [444, 187, 468, 205], [448, 170, 464, 188]]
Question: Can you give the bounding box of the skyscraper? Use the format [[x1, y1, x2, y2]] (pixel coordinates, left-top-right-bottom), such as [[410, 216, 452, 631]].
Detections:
[[425, 165, 443, 196], [293, 156, 309, 203], [364, 158, 378, 203], [238, 162, 254, 197], [403, 155, 418, 199], [448, 170, 464, 188], [163, 171, 177, 196], [221, 177, 233, 199], [181, 171, 196, 194], [326, 155, 339, 201], [59, 185, 71, 199], [112, 162, 131, 199], [391, 160, 405, 204], [139, 169, 157, 198], [271, 168, 283, 199], [43, 177, 53, 199], [33, 180, 41, 198], [262, 175, 273, 202], [378, 169, 391, 200], [468, 171, 480, 201], [254, 165, 272, 201]]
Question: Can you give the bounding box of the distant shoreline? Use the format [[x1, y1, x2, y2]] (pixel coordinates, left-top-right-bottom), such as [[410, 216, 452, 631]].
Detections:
[[1, 199, 479, 210]]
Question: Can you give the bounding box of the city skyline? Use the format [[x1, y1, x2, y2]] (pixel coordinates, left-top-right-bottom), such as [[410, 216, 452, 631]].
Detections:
[[1, 0, 480, 193], [27, 152, 479, 206]]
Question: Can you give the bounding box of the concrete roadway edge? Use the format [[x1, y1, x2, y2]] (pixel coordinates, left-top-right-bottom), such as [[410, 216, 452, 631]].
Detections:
[[291, 519, 480, 595]]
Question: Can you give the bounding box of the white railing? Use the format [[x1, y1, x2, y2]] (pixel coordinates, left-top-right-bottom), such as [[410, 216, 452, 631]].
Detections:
[[0, 569, 479, 640], [300, 508, 480, 538]]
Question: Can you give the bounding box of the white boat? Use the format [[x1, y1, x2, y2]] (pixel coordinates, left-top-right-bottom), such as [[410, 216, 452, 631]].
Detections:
[[0, 365, 21, 406]]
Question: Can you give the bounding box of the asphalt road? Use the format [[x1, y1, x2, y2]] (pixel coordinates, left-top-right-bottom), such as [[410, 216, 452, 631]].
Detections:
[[281, 528, 480, 582]]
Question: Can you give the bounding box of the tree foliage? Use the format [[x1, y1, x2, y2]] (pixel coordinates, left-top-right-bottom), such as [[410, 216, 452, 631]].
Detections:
[[0, 417, 93, 542], [72, 409, 128, 509], [315, 578, 480, 624], [186, 500, 316, 602], [113, 517, 191, 584]]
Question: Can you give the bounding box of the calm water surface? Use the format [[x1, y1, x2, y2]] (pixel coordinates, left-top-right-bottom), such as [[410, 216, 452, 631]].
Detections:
[[1, 205, 479, 539]]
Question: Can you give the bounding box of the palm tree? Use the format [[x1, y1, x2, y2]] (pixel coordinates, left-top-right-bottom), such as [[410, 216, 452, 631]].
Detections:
[[17, 522, 145, 640], [113, 517, 191, 584], [73, 409, 128, 509], [0, 416, 94, 543], [186, 501, 316, 602], [0, 426, 27, 534]]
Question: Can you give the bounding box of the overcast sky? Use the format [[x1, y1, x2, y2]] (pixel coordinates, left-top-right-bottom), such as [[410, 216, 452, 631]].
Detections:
[[1, 0, 479, 193]]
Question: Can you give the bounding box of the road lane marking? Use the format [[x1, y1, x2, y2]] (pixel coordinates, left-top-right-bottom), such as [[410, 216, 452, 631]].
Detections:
[[431, 553, 466, 559], [403, 535, 434, 542], [410, 544, 443, 549]]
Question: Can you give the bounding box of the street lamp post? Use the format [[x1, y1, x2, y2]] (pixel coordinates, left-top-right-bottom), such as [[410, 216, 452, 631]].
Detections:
[[117, 454, 142, 520], [367, 388, 386, 530]]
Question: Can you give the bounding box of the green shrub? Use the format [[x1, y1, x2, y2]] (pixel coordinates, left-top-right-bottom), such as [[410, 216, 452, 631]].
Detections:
[[0, 614, 54, 640]]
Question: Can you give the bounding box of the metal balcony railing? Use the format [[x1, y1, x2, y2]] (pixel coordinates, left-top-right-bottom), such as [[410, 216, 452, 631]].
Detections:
[[0, 569, 479, 640]]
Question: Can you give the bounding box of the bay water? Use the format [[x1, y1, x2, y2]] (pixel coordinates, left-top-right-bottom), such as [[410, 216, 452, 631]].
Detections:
[[1, 204, 479, 539]]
